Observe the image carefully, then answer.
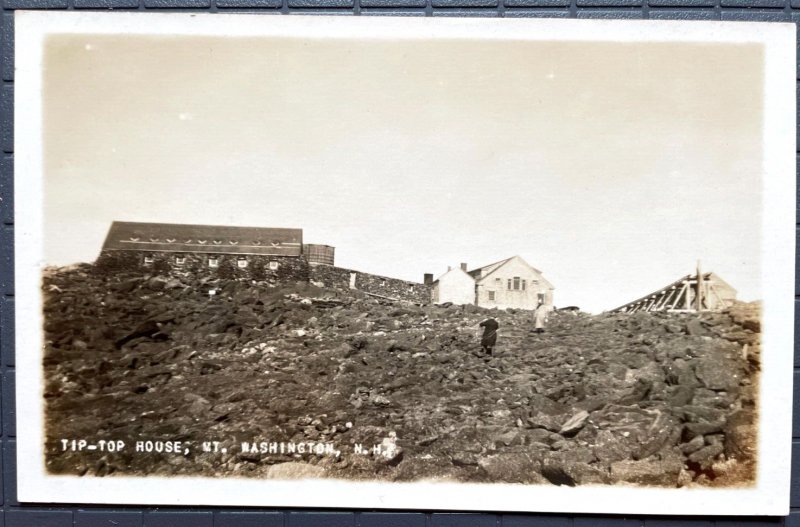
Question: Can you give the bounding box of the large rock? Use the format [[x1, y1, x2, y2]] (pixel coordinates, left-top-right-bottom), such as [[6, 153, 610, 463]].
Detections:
[[694, 353, 741, 391], [541, 456, 609, 486], [688, 444, 724, 469], [685, 319, 710, 337], [684, 419, 726, 439], [667, 386, 695, 406], [559, 411, 589, 436], [664, 359, 698, 386], [610, 458, 683, 486], [478, 453, 546, 483], [728, 302, 761, 333], [593, 429, 633, 463], [680, 435, 705, 455], [633, 416, 681, 460], [526, 412, 564, 433], [616, 379, 652, 405], [723, 410, 757, 460]]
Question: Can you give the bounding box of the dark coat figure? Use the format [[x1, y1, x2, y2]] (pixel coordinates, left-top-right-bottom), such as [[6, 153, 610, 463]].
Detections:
[[479, 318, 499, 355]]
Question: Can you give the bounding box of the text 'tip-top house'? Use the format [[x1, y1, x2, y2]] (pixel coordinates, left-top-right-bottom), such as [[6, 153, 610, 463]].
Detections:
[[432, 255, 554, 310]]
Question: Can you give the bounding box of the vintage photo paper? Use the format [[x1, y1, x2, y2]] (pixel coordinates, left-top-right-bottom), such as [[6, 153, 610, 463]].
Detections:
[[14, 12, 796, 514]]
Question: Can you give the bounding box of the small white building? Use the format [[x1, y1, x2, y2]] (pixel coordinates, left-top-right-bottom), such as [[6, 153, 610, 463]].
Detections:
[[431, 256, 555, 310], [431, 265, 475, 305]]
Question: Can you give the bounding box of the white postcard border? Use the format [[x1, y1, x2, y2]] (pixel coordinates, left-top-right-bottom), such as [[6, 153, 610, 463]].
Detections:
[[13, 11, 797, 514]]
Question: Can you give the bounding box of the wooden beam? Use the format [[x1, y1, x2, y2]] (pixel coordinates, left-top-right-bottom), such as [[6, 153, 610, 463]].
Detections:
[[695, 261, 703, 311], [655, 288, 674, 311], [668, 283, 686, 311], [645, 295, 658, 312], [683, 280, 692, 310]]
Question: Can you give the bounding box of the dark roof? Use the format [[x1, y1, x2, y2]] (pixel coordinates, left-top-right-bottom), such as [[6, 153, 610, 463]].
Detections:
[[101, 221, 303, 257], [467, 257, 513, 279]]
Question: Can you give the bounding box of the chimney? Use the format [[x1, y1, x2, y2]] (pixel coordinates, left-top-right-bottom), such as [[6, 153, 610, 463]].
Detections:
[[448, 266, 451, 271], [460, 263, 468, 271], [424, 273, 433, 286]]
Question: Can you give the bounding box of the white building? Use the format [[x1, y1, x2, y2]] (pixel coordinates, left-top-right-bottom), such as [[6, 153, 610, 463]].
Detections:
[[432, 256, 555, 310], [431, 265, 476, 305]]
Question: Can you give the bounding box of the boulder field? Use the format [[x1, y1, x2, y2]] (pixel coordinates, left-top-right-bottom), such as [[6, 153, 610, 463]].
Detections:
[[42, 264, 760, 487]]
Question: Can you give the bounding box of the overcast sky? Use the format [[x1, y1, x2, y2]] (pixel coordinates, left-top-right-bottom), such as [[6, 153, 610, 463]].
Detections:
[[43, 34, 764, 313]]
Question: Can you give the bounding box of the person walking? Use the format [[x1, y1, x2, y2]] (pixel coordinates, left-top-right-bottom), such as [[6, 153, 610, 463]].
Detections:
[[478, 317, 499, 357]]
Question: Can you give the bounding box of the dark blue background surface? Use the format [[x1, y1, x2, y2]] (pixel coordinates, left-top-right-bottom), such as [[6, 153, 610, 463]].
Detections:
[[0, 6, 796, 525]]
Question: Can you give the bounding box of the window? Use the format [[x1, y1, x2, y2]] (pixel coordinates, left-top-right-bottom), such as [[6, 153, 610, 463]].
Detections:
[[495, 278, 501, 285], [522, 279, 527, 291], [507, 279, 512, 290], [175, 254, 186, 266], [538, 293, 546, 305], [269, 261, 279, 270], [143, 254, 154, 266], [208, 257, 219, 268], [488, 291, 496, 301], [237, 257, 248, 268], [513, 277, 521, 290]]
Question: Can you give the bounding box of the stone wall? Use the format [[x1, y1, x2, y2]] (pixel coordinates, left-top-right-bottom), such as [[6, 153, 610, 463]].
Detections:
[[95, 250, 309, 282], [94, 251, 429, 303], [309, 264, 431, 304]]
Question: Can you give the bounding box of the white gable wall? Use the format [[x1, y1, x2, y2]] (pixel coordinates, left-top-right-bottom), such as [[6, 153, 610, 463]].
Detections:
[[475, 256, 554, 310], [433, 268, 476, 305]]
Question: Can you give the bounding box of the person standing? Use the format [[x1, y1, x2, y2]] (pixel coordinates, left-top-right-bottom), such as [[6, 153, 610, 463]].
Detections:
[[479, 317, 499, 356], [533, 302, 548, 334]]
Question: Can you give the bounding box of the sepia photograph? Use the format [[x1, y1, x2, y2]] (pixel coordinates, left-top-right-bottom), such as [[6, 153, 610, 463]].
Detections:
[[14, 12, 796, 514]]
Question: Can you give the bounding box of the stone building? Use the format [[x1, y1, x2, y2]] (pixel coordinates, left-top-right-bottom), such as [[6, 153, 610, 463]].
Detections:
[[95, 221, 431, 303], [96, 221, 315, 281], [432, 256, 555, 310]]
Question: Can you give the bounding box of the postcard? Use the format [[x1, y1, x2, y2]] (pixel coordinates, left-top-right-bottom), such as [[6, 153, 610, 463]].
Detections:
[[13, 11, 796, 514]]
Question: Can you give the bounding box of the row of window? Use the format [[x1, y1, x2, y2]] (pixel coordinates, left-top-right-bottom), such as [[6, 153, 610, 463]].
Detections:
[[491, 277, 538, 291], [129, 236, 284, 247], [142, 254, 280, 270], [486, 290, 546, 303]]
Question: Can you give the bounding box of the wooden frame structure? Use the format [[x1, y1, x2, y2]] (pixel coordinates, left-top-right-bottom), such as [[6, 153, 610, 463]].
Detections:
[[610, 267, 736, 314]]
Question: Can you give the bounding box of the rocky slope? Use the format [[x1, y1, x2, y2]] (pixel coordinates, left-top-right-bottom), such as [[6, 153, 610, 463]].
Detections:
[[42, 264, 760, 487]]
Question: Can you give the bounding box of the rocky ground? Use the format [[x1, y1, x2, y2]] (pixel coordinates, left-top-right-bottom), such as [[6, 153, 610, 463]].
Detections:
[[42, 264, 760, 487]]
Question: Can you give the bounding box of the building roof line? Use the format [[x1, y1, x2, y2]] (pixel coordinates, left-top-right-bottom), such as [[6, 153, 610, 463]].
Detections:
[[101, 221, 304, 257], [107, 220, 302, 233], [432, 265, 475, 284], [468, 256, 513, 276]]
